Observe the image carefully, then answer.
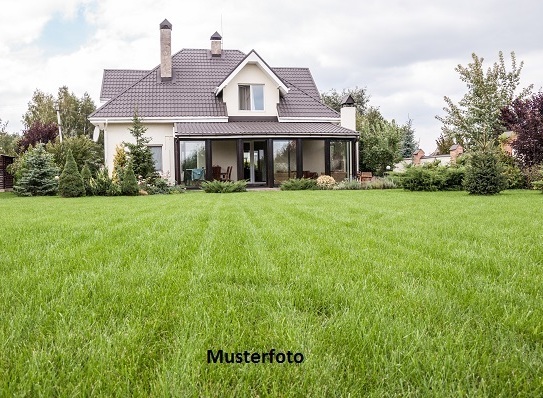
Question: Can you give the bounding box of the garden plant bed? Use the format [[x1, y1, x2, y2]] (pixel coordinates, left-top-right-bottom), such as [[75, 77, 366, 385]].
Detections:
[[0, 190, 542, 396]]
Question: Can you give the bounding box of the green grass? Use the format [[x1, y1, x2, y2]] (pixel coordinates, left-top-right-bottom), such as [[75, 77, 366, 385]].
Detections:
[[1, 190, 542, 397]]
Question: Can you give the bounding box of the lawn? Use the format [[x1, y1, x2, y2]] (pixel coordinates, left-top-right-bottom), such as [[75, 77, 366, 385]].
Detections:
[[0, 190, 542, 397]]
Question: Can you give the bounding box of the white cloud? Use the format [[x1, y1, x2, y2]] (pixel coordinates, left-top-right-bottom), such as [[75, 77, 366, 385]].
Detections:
[[1, 0, 543, 153]]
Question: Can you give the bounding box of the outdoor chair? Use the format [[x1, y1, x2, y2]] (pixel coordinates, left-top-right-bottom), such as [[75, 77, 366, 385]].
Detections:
[[220, 166, 232, 181]]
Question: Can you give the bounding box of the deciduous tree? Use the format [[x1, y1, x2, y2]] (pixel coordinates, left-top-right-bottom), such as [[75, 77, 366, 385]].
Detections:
[[501, 91, 543, 167], [358, 107, 403, 175], [437, 51, 532, 151], [321, 86, 369, 115]]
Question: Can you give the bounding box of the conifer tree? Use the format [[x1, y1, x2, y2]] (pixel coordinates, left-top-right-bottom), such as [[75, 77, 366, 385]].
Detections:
[[112, 144, 128, 184], [59, 149, 85, 197], [124, 111, 156, 181], [80, 163, 94, 196], [13, 144, 59, 196], [121, 161, 139, 196]]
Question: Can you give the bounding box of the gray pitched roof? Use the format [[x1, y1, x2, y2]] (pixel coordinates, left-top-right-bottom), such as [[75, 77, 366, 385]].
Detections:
[[91, 49, 339, 120], [175, 121, 358, 138], [100, 69, 150, 101]]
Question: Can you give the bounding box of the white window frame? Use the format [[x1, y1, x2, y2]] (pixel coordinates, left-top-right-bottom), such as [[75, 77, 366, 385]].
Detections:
[[147, 145, 163, 172], [239, 84, 264, 111]]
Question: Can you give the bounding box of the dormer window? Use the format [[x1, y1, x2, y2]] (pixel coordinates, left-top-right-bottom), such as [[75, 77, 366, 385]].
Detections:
[[239, 84, 264, 111]]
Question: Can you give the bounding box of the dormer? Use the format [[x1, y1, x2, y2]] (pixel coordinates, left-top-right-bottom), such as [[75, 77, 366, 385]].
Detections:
[[215, 50, 288, 117]]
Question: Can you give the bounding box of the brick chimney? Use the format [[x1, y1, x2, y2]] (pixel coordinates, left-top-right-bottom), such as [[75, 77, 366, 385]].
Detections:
[[449, 144, 463, 164], [340, 94, 356, 131], [210, 31, 222, 57], [160, 19, 172, 81], [412, 149, 425, 165]]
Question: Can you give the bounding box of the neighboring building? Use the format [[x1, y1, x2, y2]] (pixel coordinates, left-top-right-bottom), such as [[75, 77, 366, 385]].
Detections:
[[0, 154, 15, 191], [89, 19, 359, 187], [394, 145, 463, 172]]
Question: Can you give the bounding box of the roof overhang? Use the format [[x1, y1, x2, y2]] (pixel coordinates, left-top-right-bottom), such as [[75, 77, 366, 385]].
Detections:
[[214, 50, 289, 96], [88, 116, 229, 129], [175, 121, 359, 139]]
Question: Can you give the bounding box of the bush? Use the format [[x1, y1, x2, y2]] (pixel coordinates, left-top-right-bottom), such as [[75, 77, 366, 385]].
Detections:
[[140, 177, 186, 195], [46, 135, 103, 176], [532, 180, 543, 192], [522, 165, 543, 189], [201, 180, 247, 193], [121, 162, 139, 196], [316, 175, 336, 189], [334, 177, 397, 190], [13, 144, 59, 196], [280, 178, 317, 191], [90, 166, 123, 196], [58, 150, 85, 198], [400, 164, 464, 191], [80, 164, 94, 196], [464, 151, 507, 195]]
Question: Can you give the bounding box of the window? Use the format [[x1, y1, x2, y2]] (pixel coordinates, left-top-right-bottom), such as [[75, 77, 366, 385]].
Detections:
[[239, 84, 264, 111], [148, 145, 162, 172]]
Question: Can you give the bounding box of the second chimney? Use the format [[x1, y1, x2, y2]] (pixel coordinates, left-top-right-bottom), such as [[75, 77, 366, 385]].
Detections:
[[160, 19, 172, 81], [210, 31, 222, 57]]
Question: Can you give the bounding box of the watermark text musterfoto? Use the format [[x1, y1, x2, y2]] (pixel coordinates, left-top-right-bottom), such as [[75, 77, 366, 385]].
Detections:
[[207, 349, 304, 364]]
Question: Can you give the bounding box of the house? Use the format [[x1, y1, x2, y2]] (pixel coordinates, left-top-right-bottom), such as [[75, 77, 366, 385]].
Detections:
[[0, 154, 15, 191], [394, 145, 464, 172], [88, 20, 359, 187]]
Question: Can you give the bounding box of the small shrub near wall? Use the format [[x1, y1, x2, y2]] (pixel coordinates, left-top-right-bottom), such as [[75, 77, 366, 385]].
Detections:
[[201, 180, 247, 193], [335, 177, 397, 190], [280, 178, 317, 191], [316, 175, 336, 190]]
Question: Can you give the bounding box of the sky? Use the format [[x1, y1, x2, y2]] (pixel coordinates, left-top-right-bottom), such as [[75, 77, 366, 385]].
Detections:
[[1, 0, 542, 152]]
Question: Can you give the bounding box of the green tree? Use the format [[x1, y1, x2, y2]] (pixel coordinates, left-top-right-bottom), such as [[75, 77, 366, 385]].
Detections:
[[400, 118, 418, 158], [58, 149, 85, 197], [464, 151, 507, 195], [437, 51, 532, 151], [46, 135, 103, 176], [22, 86, 96, 138], [321, 86, 369, 115], [358, 107, 403, 175], [0, 119, 19, 156], [434, 133, 457, 155], [124, 111, 156, 180], [121, 161, 139, 196], [80, 163, 94, 196], [13, 144, 59, 196], [112, 145, 128, 184]]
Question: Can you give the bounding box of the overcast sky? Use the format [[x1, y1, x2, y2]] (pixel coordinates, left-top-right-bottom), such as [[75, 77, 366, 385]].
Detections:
[[1, 0, 542, 151]]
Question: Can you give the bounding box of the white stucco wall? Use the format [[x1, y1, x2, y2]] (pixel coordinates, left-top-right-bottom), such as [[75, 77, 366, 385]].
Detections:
[[104, 122, 175, 181], [222, 64, 280, 117]]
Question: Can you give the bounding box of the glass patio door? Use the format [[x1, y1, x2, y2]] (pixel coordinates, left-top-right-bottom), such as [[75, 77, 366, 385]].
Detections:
[[243, 141, 267, 184]]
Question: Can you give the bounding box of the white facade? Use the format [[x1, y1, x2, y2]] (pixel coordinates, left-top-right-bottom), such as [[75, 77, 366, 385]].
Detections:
[[104, 122, 175, 180], [222, 64, 280, 117]]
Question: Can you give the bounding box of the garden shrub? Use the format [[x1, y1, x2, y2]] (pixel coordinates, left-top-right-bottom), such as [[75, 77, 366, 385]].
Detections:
[[334, 177, 397, 190], [522, 164, 543, 189], [400, 164, 464, 191], [13, 144, 59, 196], [80, 164, 94, 196], [59, 150, 85, 197], [201, 180, 247, 193], [532, 180, 543, 192], [121, 162, 139, 196], [90, 166, 123, 196], [316, 175, 336, 190], [140, 177, 186, 194], [464, 151, 507, 195], [280, 178, 317, 191]]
